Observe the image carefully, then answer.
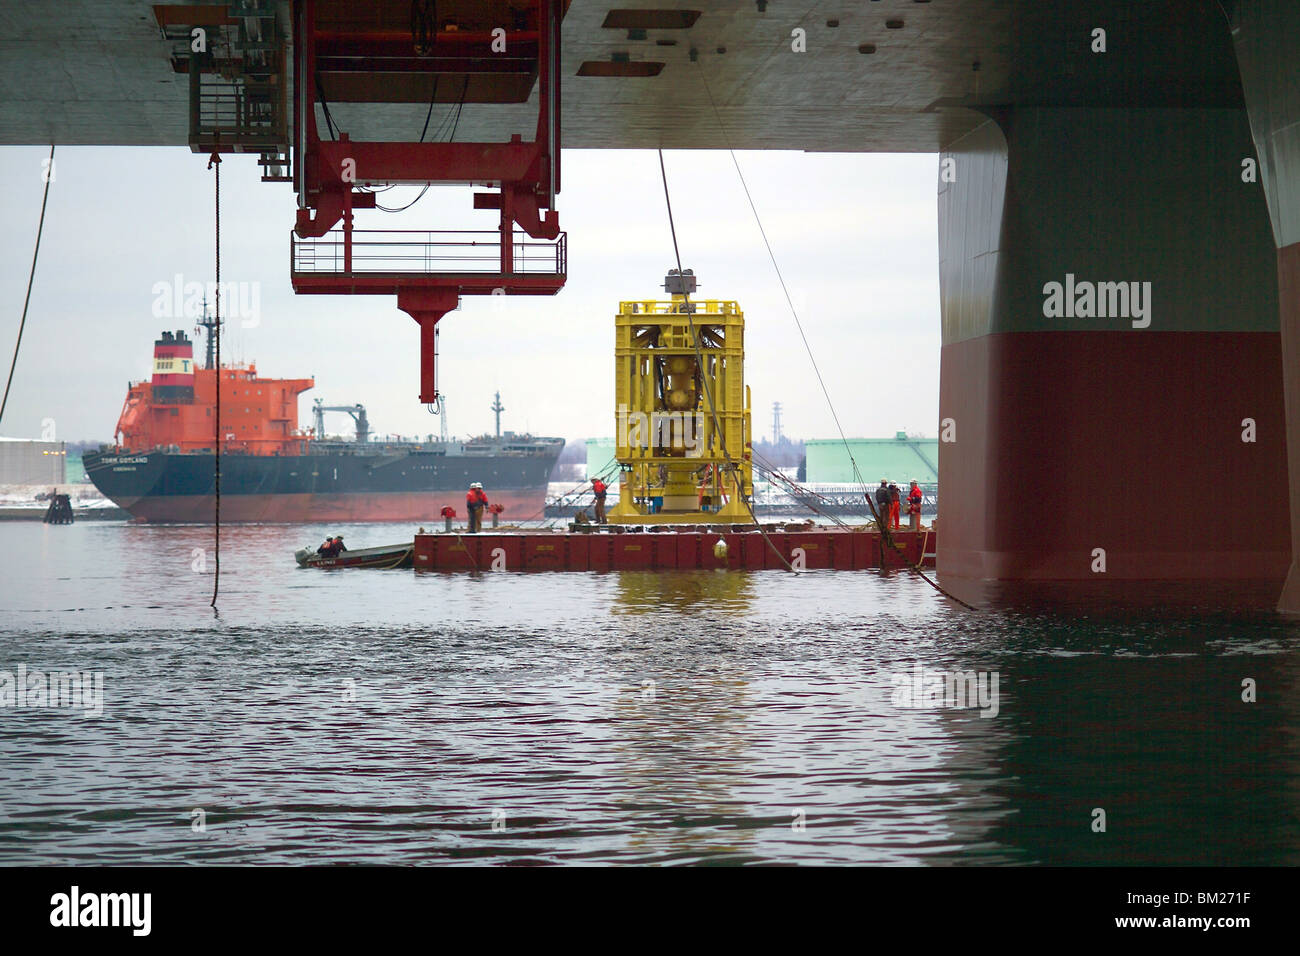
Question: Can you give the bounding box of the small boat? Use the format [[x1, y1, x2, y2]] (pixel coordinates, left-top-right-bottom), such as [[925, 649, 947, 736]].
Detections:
[[294, 542, 414, 569]]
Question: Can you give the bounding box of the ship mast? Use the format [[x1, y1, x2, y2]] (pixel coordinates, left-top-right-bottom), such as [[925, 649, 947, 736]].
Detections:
[[491, 391, 504, 439], [197, 295, 221, 370]]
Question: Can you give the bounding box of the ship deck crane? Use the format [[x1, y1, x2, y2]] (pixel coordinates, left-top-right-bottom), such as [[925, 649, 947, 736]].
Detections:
[[312, 400, 369, 443]]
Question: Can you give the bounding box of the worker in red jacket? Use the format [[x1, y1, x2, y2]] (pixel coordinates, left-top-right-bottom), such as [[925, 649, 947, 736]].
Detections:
[[907, 481, 923, 531], [466, 482, 489, 533], [591, 476, 608, 524]]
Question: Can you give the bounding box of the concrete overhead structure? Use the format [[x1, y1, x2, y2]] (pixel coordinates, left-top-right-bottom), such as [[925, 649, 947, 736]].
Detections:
[[2, 1, 1297, 610]]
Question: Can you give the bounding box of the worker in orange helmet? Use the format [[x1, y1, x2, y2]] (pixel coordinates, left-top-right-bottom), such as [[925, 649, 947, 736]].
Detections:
[[591, 476, 608, 524], [466, 482, 489, 533], [907, 481, 923, 531]]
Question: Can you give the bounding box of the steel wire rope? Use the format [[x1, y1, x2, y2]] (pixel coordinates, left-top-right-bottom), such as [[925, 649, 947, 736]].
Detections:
[[1, 145, 54, 427], [207, 150, 223, 608]]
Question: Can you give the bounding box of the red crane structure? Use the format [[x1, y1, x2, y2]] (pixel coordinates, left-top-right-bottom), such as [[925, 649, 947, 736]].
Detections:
[[178, 0, 568, 406]]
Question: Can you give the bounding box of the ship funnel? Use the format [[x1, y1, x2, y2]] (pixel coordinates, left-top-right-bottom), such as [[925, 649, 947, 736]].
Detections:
[[151, 329, 195, 404]]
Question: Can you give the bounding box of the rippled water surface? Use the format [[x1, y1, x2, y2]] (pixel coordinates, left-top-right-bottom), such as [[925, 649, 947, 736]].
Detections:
[[1, 520, 1298, 865]]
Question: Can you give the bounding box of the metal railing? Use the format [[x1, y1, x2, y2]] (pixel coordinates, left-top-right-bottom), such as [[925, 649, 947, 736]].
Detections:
[[291, 229, 567, 277], [620, 299, 740, 315], [190, 72, 287, 153]]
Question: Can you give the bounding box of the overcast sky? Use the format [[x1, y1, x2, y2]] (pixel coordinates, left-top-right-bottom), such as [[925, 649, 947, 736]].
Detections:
[[0, 146, 940, 446]]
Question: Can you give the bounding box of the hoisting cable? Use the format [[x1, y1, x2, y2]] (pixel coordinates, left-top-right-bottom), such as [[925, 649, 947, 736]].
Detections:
[[657, 150, 796, 573], [419, 75, 440, 142], [1, 144, 54, 428], [316, 80, 339, 141], [378, 78, 466, 213], [375, 183, 431, 214], [446, 76, 469, 141], [694, 71, 977, 609], [207, 150, 222, 609]]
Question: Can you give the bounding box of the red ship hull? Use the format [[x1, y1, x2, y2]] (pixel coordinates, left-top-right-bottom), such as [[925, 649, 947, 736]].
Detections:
[[937, 330, 1292, 584]]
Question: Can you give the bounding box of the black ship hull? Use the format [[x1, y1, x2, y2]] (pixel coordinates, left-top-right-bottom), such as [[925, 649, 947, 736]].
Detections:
[[83, 446, 561, 523]]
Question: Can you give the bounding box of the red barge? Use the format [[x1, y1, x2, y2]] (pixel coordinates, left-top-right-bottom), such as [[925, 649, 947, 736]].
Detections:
[[412, 526, 936, 573]]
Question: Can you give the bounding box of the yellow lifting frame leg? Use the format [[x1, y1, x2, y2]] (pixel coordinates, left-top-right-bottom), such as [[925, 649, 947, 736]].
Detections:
[[607, 274, 753, 524]]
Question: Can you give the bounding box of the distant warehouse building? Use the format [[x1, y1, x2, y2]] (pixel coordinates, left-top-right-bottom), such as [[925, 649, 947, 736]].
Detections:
[[805, 433, 938, 485], [0, 437, 67, 485]]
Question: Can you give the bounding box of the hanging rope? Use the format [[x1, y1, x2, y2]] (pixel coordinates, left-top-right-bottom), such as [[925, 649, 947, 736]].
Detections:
[[1, 144, 55, 427], [692, 70, 977, 609], [207, 150, 222, 609]]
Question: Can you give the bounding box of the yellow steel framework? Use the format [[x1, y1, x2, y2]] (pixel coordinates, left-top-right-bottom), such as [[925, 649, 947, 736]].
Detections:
[[607, 275, 753, 523]]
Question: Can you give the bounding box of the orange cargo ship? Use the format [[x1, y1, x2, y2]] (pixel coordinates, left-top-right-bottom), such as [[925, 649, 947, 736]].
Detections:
[[83, 327, 563, 522]]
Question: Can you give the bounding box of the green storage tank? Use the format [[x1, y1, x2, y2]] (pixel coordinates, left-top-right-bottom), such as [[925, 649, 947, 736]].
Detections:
[[805, 432, 938, 485], [585, 438, 618, 479]]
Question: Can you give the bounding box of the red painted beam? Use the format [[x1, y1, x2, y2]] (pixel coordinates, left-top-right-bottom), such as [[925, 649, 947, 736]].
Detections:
[[317, 57, 536, 74], [315, 35, 539, 59], [153, 4, 237, 28], [313, 140, 541, 185]]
